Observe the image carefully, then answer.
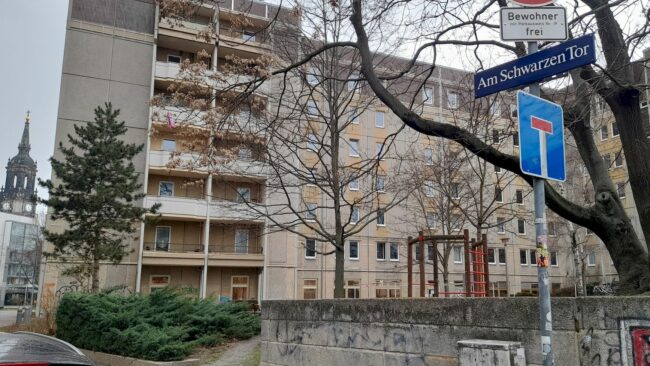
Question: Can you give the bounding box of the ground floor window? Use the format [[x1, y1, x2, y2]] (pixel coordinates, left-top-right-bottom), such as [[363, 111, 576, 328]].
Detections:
[[489, 281, 508, 297], [303, 279, 318, 299], [375, 280, 401, 298], [231, 276, 249, 300], [345, 280, 360, 298], [150, 275, 170, 292]]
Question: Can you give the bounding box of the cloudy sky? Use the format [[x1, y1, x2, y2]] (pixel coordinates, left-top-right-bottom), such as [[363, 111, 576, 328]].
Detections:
[[0, 1, 68, 207]]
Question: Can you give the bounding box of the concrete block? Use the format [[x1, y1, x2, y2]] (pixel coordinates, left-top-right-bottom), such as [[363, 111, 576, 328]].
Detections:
[[286, 320, 329, 346], [384, 323, 423, 354], [457, 339, 525, 366], [383, 352, 427, 366], [326, 321, 351, 348], [349, 322, 385, 351]]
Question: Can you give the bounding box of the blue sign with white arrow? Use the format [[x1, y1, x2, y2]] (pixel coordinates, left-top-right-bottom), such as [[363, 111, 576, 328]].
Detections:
[[474, 34, 596, 98], [518, 91, 565, 181]]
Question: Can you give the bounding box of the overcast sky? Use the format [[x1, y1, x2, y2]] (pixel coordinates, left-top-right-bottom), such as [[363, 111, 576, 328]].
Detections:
[[0, 1, 68, 208]]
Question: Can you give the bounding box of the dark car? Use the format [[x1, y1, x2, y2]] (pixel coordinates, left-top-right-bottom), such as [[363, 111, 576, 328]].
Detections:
[[0, 331, 94, 365]]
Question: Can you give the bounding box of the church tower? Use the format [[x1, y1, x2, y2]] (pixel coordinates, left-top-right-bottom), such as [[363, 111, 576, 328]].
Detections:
[[0, 112, 37, 217]]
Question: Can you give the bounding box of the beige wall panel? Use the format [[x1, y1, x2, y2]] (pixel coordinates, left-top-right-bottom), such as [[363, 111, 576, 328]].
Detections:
[[61, 30, 113, 79], [110, 38, 154, 86]]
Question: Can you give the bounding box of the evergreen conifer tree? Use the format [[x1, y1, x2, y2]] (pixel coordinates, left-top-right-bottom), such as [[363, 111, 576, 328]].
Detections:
[[40, 103, 159, 292]]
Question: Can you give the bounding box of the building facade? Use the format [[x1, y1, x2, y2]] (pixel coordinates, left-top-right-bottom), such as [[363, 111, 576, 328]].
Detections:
[[44, 0, 649, 301]]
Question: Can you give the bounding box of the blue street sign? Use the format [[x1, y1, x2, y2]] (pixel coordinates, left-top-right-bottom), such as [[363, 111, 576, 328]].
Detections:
[[518, 91, 565, 181], [474, 34, 596, 98]]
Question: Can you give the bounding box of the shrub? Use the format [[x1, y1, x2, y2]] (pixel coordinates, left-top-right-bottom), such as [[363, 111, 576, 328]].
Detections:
[[56, 288, 260, 361]]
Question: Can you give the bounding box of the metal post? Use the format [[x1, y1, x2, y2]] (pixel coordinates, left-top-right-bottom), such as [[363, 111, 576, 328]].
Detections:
[[433, 240, 439, 298], [419, 231, 425, 298], [482, 234, 489, 297], [407, 237, 413, 298], [529, 40, 554, 366], [463, 230, 471, 297]]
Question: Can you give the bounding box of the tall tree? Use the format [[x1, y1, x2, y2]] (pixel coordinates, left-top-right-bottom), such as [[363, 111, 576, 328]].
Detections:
[[40, 103, 159, 293]]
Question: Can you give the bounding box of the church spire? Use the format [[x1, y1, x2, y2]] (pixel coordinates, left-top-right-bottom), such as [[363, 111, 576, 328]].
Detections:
[[18, 111, 31, 155]]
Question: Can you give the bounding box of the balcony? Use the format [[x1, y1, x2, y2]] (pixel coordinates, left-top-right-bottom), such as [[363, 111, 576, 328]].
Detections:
[[155, 61, 181, 80], [218, 27, 271, 56], [158, 18, 216, 45], [148, 150, 268, 179], [145, 195, 207, 219], [142, 242, 264, 267], [209, 199, 265, 223]]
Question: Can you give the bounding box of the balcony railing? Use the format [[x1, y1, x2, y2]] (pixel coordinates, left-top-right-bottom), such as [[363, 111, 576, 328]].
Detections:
[[148, 150, 268, 178], [145, 195, 265, 222], [159, 18, 216, 40], [144, 242, 262, 254], [218, 27, 269, 45]]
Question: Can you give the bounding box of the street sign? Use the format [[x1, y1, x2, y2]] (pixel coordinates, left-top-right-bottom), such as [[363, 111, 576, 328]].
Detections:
[[510, 0, 554, 6], [474, 33, 596, 98], [500, 7, 567, 41], [517, 90, 565, 181]]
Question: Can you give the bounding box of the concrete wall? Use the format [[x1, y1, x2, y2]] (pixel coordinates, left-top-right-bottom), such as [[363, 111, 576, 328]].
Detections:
[[261, 297, 650, 366]]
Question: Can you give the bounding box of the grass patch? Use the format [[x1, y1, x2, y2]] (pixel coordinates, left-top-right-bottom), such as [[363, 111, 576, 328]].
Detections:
[[55, 288, 260, 361]]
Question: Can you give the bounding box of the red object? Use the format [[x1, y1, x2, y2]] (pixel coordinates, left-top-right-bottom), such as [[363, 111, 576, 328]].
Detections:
[[0, 364, 49, 366], [531, 116, 553, 134], [632, 328, 650, 366], [509, 0, 554, 6]]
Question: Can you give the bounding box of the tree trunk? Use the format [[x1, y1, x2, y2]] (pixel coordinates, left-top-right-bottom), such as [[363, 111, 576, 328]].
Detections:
[[442, 268, 449, 298], [334, 243, 345, 298], [570, 231, 585, 297], [91, 257, 100, 293]]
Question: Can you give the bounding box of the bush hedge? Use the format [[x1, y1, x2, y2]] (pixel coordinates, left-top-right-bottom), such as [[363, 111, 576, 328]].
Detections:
[[56, 288, 260, 361]]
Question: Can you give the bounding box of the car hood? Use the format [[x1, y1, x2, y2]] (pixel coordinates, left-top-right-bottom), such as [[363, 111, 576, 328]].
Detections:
[[0, 331, 93, 365]]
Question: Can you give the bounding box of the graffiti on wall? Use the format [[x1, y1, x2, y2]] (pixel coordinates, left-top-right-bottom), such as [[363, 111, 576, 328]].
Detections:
[[583, 319, 650, 366]]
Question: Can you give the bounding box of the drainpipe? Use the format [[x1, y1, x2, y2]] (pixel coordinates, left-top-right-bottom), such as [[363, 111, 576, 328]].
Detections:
[[201, 174, 212, 299]]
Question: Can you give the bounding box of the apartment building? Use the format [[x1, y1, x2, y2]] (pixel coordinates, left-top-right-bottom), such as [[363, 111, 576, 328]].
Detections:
[[46, 0, 645, 302]]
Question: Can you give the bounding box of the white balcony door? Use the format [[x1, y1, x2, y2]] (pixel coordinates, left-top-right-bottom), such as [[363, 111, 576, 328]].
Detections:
[[235, 229, 249, 253]]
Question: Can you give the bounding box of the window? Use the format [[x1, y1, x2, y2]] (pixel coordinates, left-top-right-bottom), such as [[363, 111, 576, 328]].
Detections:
[[349, 139, 360, 157], [376, 242, 386, 260], [349, 241, 359, 260], [453, 246, 463, 263], [498, 248, 506, 265], [602, 154, 611, 169], [306, 203, 317, 221], [550, 251, 558, 266], [617, 182, 626, 198], [307, 134, 318, 151], [547, 221, 557, 236], [529, 249, 536, 265], [614, 153, 623, 167], [161, 139, 176, 151], [510, 104, 517, 118], [236, 187, 251, 203], [517, 219, 526, 234], [233, 144, 251, 160], [424, 148, 433, 165], [487, 248, 495, 264], [451, 214, 462, 231], [351, 206, 359, 224], [415, 245, 422, 262], [375, 111, 385, 128], [376, 175, 386, 192], [600, 125, 609, 140], [492, 129, 499, 143], [450, 182, 460, 199], [641, 100, 649, 109], [150, 275, 170, 292], [345, 280, 360, 298], [520, 249, 528, 265], [497, 217, 506, 233], [495, 187, 503, 202], [513, 132, 519, 147], [423, 87, 433, 105], [424, 181, 434, 197], [516, 189, 524, 204], [389, 242, 399, 261], [427, 245, 435, 261], [587, 252, 596, 266], [155, 226, 171, 251], [159, 181, 174, 197], [307, 100, 318, 116], [303, 279, 318, 299], [242, 30, 256, 42], [231, 276, 249, 300], [376, 208, 385, 226], [447, 91, 459, 109], [490, 101, 501, 116], [375, 280, 401, 298], [347, 73, 358, 91], [306, 68, 318, 85], [426, 211, 435, 228], [167, 54, 181, 63], [376, 142, 385, 159], [349, 177, 359, 191], [351, 108, 360, 124], [235, 229, 249, 253], [611, 122, 619, 136], [305, 239, 316, 258]]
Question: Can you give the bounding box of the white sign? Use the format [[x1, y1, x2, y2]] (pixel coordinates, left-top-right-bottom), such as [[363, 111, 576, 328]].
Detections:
[[500, 7, 567, 41]]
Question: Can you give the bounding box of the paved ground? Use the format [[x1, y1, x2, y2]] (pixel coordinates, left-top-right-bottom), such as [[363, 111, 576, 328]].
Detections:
[[205, 336, 260, 366], [0, 308, 17, 328]]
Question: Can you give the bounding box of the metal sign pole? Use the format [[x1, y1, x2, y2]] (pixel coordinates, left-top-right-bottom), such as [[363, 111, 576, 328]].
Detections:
[[528, 40, 554, 366]]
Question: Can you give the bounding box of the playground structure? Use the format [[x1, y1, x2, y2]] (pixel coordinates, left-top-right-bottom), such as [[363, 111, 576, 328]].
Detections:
[[406, 229, 489, 297]]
